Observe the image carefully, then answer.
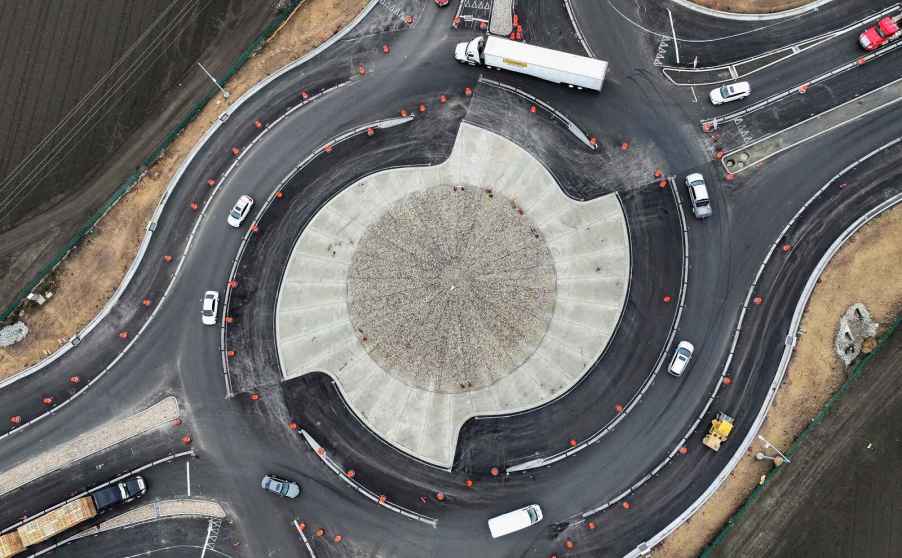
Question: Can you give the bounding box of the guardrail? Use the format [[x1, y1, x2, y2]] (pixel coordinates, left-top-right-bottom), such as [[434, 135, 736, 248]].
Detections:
[[478, 78, 598, 150], [221, 115, 414, 397], [623, 137, 902, 556], [561, 0, 593, 57], [299, 430, 438, 527], [509, 178, 688, 472], [1, 450, 194, 535]]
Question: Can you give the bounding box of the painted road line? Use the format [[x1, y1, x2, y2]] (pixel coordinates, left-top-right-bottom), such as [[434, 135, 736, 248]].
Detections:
[[668, 9, 680, 64], [293, 519, 317, 557], [722, 75, 902, 173], [0, 396, 180, 496], [187, 459, 191, 497], [665, 4, 901, 87], [705, 37, 902, 127], [200, 518, 213, 558]]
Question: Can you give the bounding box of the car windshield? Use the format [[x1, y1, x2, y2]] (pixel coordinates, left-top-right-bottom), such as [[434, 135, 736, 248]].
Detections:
[[203, 307, 214, 316], [720, 85, 731, 97], [230, 206, 243, 219], [696, 198, 710, 207], [677, 348, 691, 359], [527, 508, 538, 522]]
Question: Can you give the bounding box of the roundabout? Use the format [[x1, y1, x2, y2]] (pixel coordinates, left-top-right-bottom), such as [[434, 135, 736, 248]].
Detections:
[[2, 1, 902, 557], [276, 123, 629, 466]]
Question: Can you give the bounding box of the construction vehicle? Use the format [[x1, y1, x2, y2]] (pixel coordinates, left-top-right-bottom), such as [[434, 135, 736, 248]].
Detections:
[[859, 14, 902, 51], [0, 476, 145, 558], [702, 412, 734, 451]]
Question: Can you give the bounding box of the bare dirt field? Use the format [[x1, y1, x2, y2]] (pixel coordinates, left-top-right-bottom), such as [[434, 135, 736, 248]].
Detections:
[[709, 325, 902, 558], [653, 203, 902, 557], [689, 0, 816, 14], [0, 0, 370, 379], [0, 0, 276, 314]]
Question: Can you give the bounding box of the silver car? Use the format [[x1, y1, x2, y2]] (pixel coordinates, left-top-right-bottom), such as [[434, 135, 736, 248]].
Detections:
[[261, 474, 301, 498], [709, 81, 751, 105], [669, 340, 695, 377], [685, 173, 712, 219]]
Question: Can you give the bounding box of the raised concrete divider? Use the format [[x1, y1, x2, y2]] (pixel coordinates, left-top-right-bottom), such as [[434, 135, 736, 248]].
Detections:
[[0, 396, 180, 496], [489, 0, 512, 36], [1, 449, 194, 535], [623, 138, 902, 556], [722, 76, 902, 173], [33, 498, 225, 556]]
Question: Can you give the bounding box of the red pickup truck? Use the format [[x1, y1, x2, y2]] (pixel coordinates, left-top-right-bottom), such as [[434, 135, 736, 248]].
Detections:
[[859, 15, 902, 51]]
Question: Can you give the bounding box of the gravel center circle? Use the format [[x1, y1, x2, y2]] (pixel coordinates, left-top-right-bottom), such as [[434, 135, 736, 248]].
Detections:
[[347, 186, 556, 394]]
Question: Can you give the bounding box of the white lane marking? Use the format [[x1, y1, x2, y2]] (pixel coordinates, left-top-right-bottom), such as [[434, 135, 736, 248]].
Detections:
[[607, 0, 790, 42], [668, 9, 680, 64], [691, 86, 698, 103], [725, 88, 902, 172], [200, 519, 214, 558], [186, 460, 191, 497], [728, 65, 738, 79]]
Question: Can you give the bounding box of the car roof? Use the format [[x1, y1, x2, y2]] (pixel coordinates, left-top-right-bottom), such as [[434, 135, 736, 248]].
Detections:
[[728, 81, 750, 94], [691, 183, 709, 200]]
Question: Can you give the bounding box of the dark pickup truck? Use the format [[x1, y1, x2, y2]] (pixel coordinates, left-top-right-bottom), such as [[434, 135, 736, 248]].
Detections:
[[91, 475, 147, 511]]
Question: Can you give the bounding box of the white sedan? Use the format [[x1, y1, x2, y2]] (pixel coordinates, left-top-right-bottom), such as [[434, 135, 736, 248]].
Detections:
[[201, 291, 219, 326], [709, 81, 751, 105], [227, 195, 254, 228], [668, 340, 695, 377]]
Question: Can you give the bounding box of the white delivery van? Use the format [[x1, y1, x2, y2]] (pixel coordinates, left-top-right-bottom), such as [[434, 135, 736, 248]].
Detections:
[[454, 36, 608, 92], [487, 504, 544, 538]]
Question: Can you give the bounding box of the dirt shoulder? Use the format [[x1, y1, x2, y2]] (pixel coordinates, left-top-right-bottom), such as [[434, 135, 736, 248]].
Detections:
[[653, 203, 902, 557], [0, 0, 370, 379], [688, 0, 817, 14], [709, 324, 902, 557]]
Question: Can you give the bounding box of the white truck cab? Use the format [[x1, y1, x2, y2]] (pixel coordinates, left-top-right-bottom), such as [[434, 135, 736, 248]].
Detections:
[[487, 504, 544, 538], [455, 37, 483, 66]]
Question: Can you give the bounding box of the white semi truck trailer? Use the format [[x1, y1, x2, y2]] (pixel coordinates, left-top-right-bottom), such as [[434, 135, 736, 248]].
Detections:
[[454, 36, 608, 92]]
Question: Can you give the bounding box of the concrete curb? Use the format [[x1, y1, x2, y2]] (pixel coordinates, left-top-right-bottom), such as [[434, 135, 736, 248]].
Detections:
[[299, 429, 438, 527], [509, 178, 688, 472], [1, 450, 194, 535], [623, 137, 902, 556], [222, 114, 414, 398], [665, 5, 899, 86], [0, 0, 381, 392], [0, 397, 180, 493], [668, 0, 835, 22], [479, 77, 598, 150], [561, 0, 593, 56]]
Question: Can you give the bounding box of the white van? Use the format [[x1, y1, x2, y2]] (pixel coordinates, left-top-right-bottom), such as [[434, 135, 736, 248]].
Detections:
[[487, 504, 543, 538]]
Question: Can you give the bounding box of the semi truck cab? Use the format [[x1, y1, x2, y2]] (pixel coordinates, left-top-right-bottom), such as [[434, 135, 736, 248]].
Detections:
[[455, 37, 483, 66]]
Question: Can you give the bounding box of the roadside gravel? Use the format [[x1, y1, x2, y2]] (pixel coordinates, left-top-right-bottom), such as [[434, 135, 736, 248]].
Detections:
[[0, 397, 179, 496]]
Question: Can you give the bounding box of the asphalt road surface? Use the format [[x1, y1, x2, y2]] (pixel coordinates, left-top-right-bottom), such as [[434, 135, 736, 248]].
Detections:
[[2, 1, 902, 557]]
